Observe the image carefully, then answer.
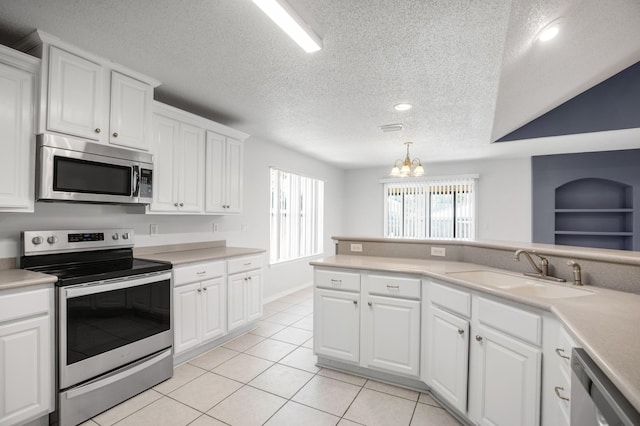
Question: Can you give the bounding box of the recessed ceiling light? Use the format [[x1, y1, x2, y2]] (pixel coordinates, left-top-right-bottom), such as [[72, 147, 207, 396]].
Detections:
[[394, 103, 413, 111], [537, 19, 562, 43]]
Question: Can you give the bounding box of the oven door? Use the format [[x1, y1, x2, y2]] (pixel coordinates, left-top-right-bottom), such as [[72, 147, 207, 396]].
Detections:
[[59, 271, 172, 389]]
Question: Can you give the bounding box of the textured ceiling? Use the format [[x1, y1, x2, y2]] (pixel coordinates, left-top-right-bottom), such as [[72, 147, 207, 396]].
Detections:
[[0, 0, 638, 169]]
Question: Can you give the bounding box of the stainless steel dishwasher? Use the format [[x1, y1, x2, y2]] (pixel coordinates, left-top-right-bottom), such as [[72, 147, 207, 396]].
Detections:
[[571, 348, 640, 426]]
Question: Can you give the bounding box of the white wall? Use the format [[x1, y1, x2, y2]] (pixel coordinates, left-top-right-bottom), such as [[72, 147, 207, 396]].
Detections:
[[0, 136, 344, 299], [343, 157, 532, 243]]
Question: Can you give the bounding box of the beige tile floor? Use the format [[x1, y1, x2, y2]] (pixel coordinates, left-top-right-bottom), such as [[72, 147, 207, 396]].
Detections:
[[81, 287, 462, 426]]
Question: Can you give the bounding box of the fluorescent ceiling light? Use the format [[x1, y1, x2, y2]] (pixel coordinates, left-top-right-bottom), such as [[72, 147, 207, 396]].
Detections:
[[252, 0, 322, 53]]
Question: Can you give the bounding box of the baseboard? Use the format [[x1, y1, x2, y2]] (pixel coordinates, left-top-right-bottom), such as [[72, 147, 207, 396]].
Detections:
[[263, 281, 313, 304]]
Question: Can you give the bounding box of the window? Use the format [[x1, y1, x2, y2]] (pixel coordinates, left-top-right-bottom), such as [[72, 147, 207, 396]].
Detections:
[[270, 168, 324, 263], [383, 176, 477, 240]]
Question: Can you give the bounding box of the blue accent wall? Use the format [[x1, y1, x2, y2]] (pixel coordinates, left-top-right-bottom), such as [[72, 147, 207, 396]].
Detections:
[[497, 61, 640, 142]]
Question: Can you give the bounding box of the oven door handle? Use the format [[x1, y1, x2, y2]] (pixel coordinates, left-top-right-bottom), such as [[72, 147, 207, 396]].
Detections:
[[65, 348, 172, 399], [65, 271, 172, 299]]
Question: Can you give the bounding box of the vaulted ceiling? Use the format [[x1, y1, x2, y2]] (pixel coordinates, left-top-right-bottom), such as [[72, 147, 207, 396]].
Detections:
[[0, 0, 639, 169]]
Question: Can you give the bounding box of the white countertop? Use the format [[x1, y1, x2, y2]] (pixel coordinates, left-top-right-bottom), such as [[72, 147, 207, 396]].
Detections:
[[311, 254, 640, 413]]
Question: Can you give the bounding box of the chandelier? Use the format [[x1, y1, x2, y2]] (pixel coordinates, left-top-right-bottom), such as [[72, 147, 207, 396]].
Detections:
[[390, 142, 424, 177]]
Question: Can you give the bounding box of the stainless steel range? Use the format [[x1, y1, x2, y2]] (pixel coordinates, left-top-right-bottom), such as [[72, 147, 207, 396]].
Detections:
[[20, 229, 173, 426]]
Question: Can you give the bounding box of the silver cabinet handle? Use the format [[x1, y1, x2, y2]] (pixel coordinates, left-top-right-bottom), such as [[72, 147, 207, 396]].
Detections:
[[95, 128, 101, 133], [112, 132, 118, 138], [196, 271, 206, 275], [197, 288, 202, 293], [174, 203, 178, 207], [555, 348, 570, 360], [368, 302, 372, 307], [353, 300, 358, 305], [475, 335, 483, 342], [554, 386, 570, 401], [331, 279, 342, 285], [458, 329, 464, 335], [179, 203, 184, 207], [386, 284, 399, 289], [244, 263, 252, 266], [202, 287, 208, 291]]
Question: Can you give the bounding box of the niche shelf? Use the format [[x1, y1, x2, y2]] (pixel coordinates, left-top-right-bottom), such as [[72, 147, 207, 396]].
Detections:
[[554, 178, 633, 250]]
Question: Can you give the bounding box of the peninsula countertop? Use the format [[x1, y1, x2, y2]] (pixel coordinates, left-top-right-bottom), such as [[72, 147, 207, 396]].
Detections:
[[311, 254, 640, 414]]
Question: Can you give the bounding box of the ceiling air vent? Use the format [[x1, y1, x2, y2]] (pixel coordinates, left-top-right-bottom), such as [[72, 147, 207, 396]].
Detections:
[[378, 123, 404, 132]]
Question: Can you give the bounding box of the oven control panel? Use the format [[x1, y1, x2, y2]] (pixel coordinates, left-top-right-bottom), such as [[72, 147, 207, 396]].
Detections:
[[22, 229, 134, 256]]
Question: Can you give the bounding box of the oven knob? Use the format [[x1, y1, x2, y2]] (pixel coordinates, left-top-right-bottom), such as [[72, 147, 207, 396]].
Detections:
[[122, 233, 130, 240], [112, 234, 119, 240], [32, 236, 44, 245], [47, 236, 58, 244]]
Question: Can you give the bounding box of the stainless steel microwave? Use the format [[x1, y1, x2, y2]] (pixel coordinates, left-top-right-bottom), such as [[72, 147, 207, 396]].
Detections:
[[36, 133, 154, 205]]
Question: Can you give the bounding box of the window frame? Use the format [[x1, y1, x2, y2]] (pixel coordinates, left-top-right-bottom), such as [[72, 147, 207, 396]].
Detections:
[[270, 167, 324, 265], [381, 175, 478, 240]]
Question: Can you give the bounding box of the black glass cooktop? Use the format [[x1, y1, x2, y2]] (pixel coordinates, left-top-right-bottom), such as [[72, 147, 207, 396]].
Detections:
[[21, 248, 172, 286]]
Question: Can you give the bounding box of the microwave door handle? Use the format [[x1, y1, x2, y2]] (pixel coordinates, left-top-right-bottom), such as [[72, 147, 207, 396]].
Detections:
[[132, 165, 139, 196]]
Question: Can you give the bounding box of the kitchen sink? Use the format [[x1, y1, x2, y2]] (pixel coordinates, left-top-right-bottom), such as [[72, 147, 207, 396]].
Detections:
[[446, 270, 593, 299]]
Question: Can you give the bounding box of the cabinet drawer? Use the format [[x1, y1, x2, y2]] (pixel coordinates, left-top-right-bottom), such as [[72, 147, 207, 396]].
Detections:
[[315, 269, 360, 292], [174, 261, 225, 285], [366, 274, 420, 299], [477, 297, 542, 345], [429, 281, 470, 317], [227, 255, 263, 275], [0, 287, 51, 322]]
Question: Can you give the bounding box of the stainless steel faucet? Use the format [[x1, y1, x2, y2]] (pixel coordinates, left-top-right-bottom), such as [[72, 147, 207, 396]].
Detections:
[[567, 261, 583, 286], [513, 249, 566, 282]]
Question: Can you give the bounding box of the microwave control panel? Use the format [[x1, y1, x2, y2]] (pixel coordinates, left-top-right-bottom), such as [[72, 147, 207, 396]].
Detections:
[[139, 168, 153, 198]]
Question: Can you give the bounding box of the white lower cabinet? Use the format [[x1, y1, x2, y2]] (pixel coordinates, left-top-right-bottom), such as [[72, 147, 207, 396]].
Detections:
[[173, 262, 226, 355], [362, 294, 420, 376], [469, 323, 541, 426], [0, 286, 53, 426], [425, 305, 469, 412], [422, 278, 543, 426], [227, 255, 264, 332], [314, 287, 360, 363], [314, 269, 421, 377]]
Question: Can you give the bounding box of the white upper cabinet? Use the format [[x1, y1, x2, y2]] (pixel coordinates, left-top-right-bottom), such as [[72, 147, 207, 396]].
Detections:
[[149, 101, 248, 215], [47, 46, 104, 140], [0, 45, 39, 212], [205, 131, 243, 214], [109, 71, 153, 150], [149, 109, 205, 214], [15, 30, 159, 151]]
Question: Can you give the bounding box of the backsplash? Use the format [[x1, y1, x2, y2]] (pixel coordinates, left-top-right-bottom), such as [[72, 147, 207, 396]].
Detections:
[[334, 237, 640, 294]]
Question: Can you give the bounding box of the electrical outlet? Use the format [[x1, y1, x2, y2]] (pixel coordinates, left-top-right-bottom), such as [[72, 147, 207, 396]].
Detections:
[[213, 223, 219, 232], [351, 243, 363, 252], [150, 224, 159, 236], [431, 246, 446, 257]]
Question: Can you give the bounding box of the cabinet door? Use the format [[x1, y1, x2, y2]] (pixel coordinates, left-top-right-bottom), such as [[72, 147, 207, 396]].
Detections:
[[314, 288, 360, 363], [469, 324, 541, 426], [201, 278, 226, 341], [173, 283, 201, 354], [150, 114, 180, 212], [0, 61, 34, 210], [109, 71, 152, 151], [225, 137, 243, 213], [426, 305, 469, 412], [0, 315, 52, 425], [362, 295, 420, 376], [178, 123, 205, 213], [246, 271, 263, 322], [227, 275, 247, 331], [205, 131, 226, 213], [48, 46, 104, 140]]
